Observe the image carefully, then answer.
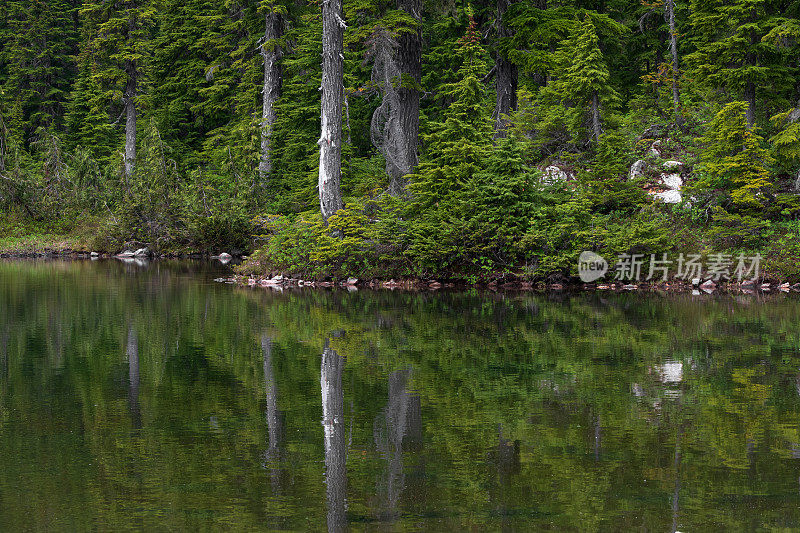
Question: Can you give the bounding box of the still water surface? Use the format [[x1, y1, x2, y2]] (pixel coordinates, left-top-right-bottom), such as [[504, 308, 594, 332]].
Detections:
[[1, 259, 800, 531]]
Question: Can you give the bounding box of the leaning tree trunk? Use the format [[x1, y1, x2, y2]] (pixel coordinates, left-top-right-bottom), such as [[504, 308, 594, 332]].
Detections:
[[394, 0, 422, 194], [494, 0, 518, 137], [318, 0, 345, 221], [590, 90, 602, 142], [259, 11, 284, 185], [665, 0, 681, 126], [124, 59, 137, 183], [321, 340, 347, 532]]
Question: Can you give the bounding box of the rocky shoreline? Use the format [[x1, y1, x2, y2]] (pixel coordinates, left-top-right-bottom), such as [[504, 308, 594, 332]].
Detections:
[[2, 247, 797, 294], [220, 273, 800, 294]]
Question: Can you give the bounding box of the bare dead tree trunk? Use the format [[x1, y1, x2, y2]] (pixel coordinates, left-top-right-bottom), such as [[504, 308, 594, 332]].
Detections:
[[259, 11, 284, 186], [494, 0, 518, 138], [318, 0, 345, 221], [665, 0, 681, 126], [394, 0, 422, 194], [590, 90, 602, 142], [321, 340, 347, 532], [124, 59, 137, 183]]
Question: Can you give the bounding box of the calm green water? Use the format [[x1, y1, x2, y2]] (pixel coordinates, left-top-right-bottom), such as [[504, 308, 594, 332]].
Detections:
[[2, 260, 800, 531]]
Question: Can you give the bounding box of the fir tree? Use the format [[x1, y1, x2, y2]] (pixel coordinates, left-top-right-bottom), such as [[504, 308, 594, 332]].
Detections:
[[686, 0, 791, 126], [697, 101, 774, 209], [550, 16, 619, 144]]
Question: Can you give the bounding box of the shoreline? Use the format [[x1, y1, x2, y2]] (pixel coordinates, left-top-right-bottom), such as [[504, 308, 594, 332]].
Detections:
[[2, 245, 798, 294]]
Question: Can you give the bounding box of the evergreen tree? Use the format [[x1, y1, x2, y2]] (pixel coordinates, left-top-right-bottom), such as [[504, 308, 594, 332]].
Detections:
[[686, 0, 791, 126], [541, 15, 621, 144], [696, 101, 774, 209], [406, 13, 494, 272], [76, 0, 155, 182], [0, 0, 80, 146]]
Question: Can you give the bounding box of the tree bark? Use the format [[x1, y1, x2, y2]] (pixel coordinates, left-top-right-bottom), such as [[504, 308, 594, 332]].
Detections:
[[666, 0, 681, 126], [124, 59, 137, 183], [259, 11, 283, 186], [321, 340, 347, 532], [318, 0, 345, 221], [494, 0, 518, 138], [393, 0, 422, 194], [590, 90, 602, 142]]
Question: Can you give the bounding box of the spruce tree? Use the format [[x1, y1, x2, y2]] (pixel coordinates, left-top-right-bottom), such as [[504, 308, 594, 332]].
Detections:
[[697, 101, 774, 209], [406, 13, 494, 271], [0, 0, 80, 145], [686, 0, 790, 126], [77, 0, 155, 182], [542, 16, 620, 144]]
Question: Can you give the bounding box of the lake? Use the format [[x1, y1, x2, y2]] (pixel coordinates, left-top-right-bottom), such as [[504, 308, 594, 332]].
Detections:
[[1, 259, 799, 531]]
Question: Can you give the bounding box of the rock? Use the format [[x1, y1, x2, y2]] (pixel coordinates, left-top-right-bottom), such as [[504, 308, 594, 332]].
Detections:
[[648, 172, 683, 204], [429, 281, 442, 289], [623, 284, 638, 290], [639, 124, 667, 139], [218, 252, 232, 261], [542, 165, 571, 184], [761, 283, 772, 291], [133, 247, 149, 257], [691, 278, 701, 286], [660, 173, 683, 190], [663, 160, 682, 170], [90, 251, 99, 257], [655, 361, 683, 384], [649, 140, 662, 157], [628, 159, 647, 180], [651, 189, 682, 203], [700, 279, 716, 290], [118, 250, 135, 258], [780, 282, 790, 292], [344, 277, 358, 286]]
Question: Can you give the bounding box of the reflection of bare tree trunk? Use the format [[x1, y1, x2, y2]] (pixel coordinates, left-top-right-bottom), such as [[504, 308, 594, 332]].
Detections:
[[127, 327, 142, 429], [0, 324, 8, 380], [321, 340, 347, 532], [594, 414, 601, 461], [262, 334, 284, 493], [489, 424, 521, 530], [672, 428, 681, 533], [374, 367, 417, 522]]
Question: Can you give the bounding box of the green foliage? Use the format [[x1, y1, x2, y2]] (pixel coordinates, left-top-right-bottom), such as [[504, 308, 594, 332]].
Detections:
[[694, 102, 774, 210]]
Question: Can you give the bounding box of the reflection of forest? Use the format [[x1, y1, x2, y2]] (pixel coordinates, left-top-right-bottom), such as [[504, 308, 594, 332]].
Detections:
[[1, 260, 800, 530]]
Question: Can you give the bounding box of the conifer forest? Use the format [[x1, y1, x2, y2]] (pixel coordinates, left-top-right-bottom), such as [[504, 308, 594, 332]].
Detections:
[[3, 0, 800, 281]]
